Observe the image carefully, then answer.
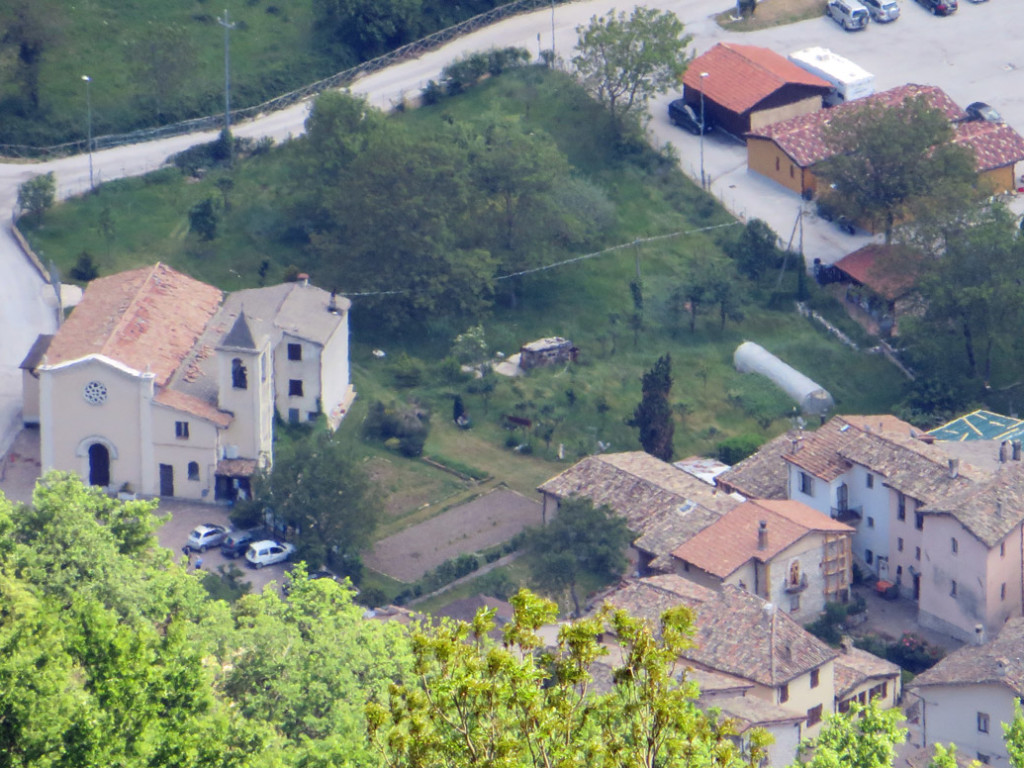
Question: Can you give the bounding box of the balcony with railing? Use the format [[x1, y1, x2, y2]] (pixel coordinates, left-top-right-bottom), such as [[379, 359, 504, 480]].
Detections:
[[785, 573, 809, 593], [831, 504, 863, 523]]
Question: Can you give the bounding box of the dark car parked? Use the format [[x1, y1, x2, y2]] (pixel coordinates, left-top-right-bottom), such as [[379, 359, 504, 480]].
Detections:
[[221, 529, 259, 558], [668, 99, 712, 135], [914, 0, 957, 14]]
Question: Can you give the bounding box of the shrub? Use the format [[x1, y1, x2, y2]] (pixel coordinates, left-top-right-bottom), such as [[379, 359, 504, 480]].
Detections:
[[716, 434, 763, 465], [391, 354, 425, 388], [355, 587, 388, 609], [886, 632, 945, 674], [69, 251, 99, 282], [363, 399, 431, 458], [188, 198, 219, 240]]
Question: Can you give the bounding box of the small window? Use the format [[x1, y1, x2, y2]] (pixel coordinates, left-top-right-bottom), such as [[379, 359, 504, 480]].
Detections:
[[232, 358, 248, 390], [800, 472, 813, 496], [287, 343, 302, 361], [1002, 583, 1007, 601], [187, 461, 199, 481], [1001, 541, 1006, 558], [288, 408, 300, 424], [289, 379, 303, 397], [951, 537, 958, 554], [897, 537, 904, 552], [866, 549, 873, 565], [779, 684, 789, 704], [898, 493, 906, 521], [838, 698, 851, 714], [896, 565, 903, 579], [915, 512, 924, 531], [915, 546, 921, 561], [790, 594, 801, 613], [810, 669, 820, 689], [951, 580, 958, 597], [775, 157, 781, 172], [807, 704, 823, 727], [867, 516, 875, 528], [261, 353, 267, 382], [866, 474, 874, 489], [978, 712, 990, 733], [789, 164, 795, 179], [175, 421, 189, 439]]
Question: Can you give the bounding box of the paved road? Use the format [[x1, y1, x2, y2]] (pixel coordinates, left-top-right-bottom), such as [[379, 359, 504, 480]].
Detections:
[[0, 0, 1017, 455]]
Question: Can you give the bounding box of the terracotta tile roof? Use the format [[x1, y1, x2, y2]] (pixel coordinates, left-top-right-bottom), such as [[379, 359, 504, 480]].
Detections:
[[599, 575, 837, 687], [633, 503, 724, 572], [538, 452, 738, 534], [704, 695, 806, 731], [715, 431, 795, 500], [784, 414, 921, 481], [45, 263, 223, 387], [153, 389, 232, 428], [689, 667, 756, 697], [922, 461, 1024, 547], [672, 499, 852, 578], [953, 119, 1024, 172], [909, 616, 1024, 696], [833, 645, 901, 698], [747, 84, 965, 168], [833, 245, 921, 300], [683, 43, 830, 115]]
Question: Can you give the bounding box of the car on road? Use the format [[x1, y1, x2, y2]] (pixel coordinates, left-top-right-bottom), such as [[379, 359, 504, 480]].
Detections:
[[826, 0, 870, 29], [245, 540, 296, 568], [668, 99, 712, 135], [966, 101, 1002, 123], [861, 0, 901, 21], [187, 523, 230, 552], [914, 0, 957, 14], [221, 529, 259, 558]]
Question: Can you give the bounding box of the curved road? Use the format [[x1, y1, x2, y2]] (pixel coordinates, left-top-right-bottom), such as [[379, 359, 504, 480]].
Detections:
[[1, 0, 1020, 453]]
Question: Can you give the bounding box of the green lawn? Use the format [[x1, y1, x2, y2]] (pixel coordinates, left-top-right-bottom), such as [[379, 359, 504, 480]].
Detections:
[[23, 68, 908, 585]]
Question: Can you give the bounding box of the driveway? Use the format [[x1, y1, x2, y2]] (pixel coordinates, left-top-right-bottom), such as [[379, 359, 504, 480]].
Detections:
[[2, 0, 1021, 453]]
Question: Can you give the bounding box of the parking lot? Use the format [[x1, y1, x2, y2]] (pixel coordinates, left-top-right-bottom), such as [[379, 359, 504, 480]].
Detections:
[[649, 0, 1024, 266]]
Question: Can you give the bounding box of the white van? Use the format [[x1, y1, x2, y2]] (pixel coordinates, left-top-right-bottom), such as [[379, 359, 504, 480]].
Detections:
[[861, 0, 900, 21], [826, 0, 870, 30]]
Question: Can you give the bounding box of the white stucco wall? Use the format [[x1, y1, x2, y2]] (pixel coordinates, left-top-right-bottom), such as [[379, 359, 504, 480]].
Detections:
[[39, 356, 155, 494], [218, 343, 273, 463], [746, 660, 836, 741], [151, 404, 220, 500], [274, 335, 323, 423], [914, 683, 1017, 767], [844, 465, 894, 579], [320, 312, 351, 420]]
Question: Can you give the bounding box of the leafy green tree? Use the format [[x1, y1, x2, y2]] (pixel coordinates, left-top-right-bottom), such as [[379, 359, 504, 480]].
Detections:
[[573, 7, 692, 133], [523, 497, 631, 615], [816, 95, 977, 244], [0, 0, 63, 111], [17, 172, 55, 224], [1004, 699, 1024, 768], [312, 0, 421, 59], [251, 431, 381, 577], [188, 197, 219, 241], [628, 354, 674, 462], [724, 219, 779, 280], [451, 324, 488, 365], [367, 589, 768, 768], [795, 699, 906, 768]]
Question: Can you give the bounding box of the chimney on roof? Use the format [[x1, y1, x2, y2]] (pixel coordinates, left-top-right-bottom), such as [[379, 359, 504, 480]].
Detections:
[[996, 501, 1003, 517], [1014, 440, 1022, 462], [975, 624, 985, 646], [297, 273, 310, 287], [328, 290, 339, 314], [1001, 441, 1009, 464], [996, 657, 1009, 675], [949, 458, 960, 479], [758, 520, 769, 551]]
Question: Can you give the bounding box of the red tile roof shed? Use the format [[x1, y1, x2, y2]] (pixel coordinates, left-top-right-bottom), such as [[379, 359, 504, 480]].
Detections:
[[682, 43, 830, 115]]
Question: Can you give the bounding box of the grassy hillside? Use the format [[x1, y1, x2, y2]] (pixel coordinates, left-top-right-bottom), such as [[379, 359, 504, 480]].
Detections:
[[23, 66, 906, 473]]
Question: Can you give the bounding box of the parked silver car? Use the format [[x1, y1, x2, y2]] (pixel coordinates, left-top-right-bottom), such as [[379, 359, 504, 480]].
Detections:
[[861, 0, 901, 21]]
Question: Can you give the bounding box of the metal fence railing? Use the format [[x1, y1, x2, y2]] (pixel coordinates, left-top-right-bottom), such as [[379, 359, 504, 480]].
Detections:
[[0, 0, 571, 161]]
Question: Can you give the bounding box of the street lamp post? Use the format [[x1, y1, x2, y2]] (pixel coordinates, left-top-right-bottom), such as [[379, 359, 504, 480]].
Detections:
[[699, 71, 708, 190], [217, 9, 236, 132], [82, 75, 94, 190]]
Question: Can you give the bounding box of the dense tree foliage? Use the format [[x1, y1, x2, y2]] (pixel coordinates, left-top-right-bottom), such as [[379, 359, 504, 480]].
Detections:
[[816, 95, 977, 244], [573, 7, 692, 134], [523, 496, 632, 615], [796, 700, 906, 768], [368, 589, 770, 768], [249, 430, 383, 577], [295, 92, 610, 325], [629, 353, 675, 461], [17, 172, 55, 224]]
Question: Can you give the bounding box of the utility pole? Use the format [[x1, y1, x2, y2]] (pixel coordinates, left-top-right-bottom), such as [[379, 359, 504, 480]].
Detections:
[[551, 0, 556, 62], [217, 9, 236, 132]]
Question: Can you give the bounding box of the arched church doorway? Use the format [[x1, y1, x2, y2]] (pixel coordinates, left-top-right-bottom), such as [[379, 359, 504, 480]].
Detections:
[[88, 443, 110, 487]]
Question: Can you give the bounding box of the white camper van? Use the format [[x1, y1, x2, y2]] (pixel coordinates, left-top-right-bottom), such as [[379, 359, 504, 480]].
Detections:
[[787, 47, 874, 107]]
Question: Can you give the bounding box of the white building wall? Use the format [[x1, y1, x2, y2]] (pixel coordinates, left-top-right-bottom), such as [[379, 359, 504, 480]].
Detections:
[[844, 465, 894, 580], [320, 313, 351, 421], [151, 405, 220, 500], [915, 683, 1017, 767], [746, 660, 835, 741], [787, 464, 835, 516], [274, 335, 323, 423]]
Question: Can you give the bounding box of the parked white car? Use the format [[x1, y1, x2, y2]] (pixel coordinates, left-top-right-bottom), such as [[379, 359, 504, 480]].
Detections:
[[187, 523, 230, 552], [245, 540, 297, 568]]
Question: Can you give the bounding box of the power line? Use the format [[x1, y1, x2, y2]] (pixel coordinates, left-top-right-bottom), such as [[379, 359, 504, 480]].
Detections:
[[342, 221, 741, 298]]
